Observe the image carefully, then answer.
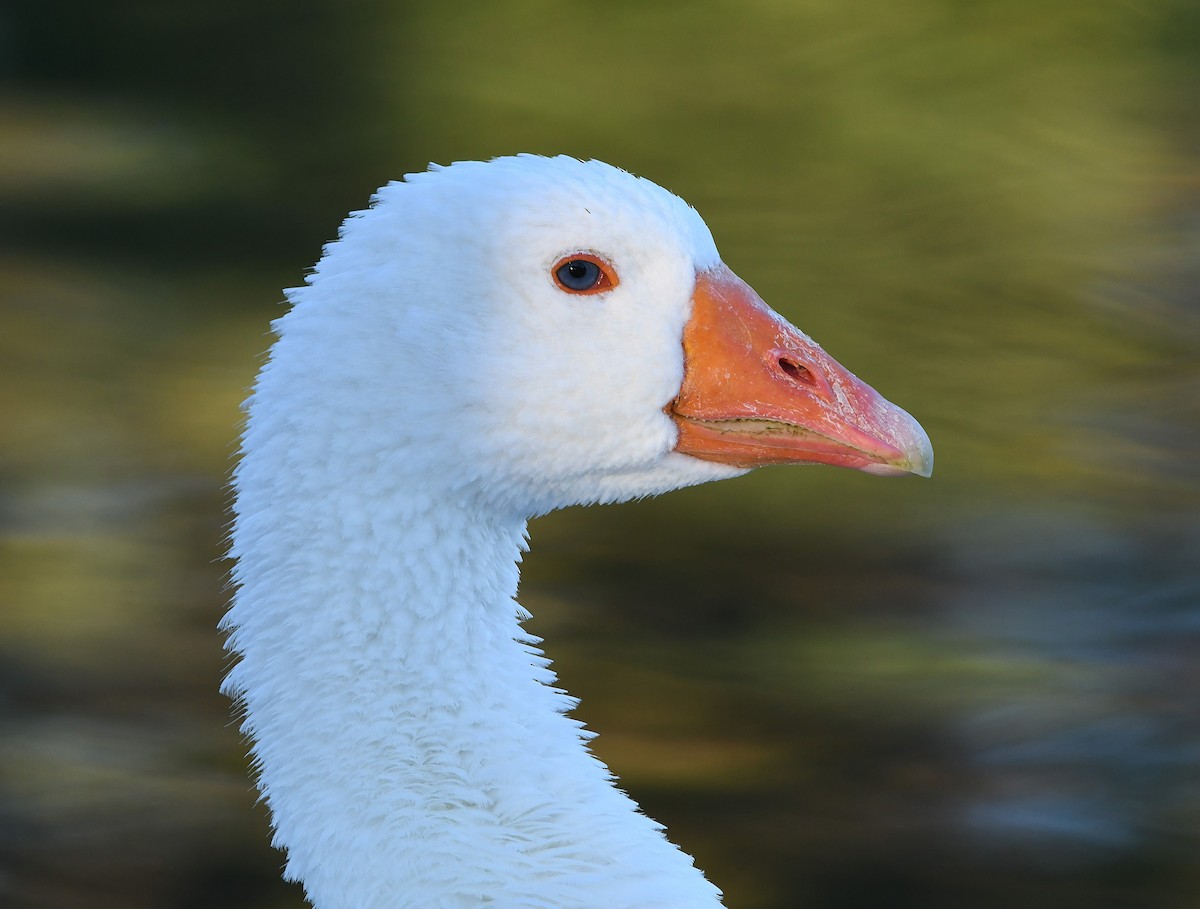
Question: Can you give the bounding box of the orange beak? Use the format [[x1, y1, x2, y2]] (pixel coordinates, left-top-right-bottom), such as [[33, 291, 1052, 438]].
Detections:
[[669, 265, 933, 477]]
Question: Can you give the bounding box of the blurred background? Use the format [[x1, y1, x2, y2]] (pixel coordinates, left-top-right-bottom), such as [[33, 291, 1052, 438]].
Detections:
[[1, 1, 1198, 907]]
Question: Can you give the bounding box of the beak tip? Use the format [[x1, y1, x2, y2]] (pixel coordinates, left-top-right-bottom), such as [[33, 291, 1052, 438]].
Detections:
[[862, 409, 934, 478], [899, 420, 934, 477], [897, 418, 935, 478]]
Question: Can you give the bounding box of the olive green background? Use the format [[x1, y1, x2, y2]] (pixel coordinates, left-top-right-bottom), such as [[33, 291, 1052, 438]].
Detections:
[[2, 1, 1198, 907]]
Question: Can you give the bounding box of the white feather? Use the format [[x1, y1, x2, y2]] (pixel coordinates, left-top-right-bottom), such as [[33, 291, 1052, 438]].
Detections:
[[224, 155, 747, 909]]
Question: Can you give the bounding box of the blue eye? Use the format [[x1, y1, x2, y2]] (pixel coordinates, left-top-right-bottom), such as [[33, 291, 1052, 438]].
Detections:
[[552, 254, 617, 294], [557, 259, 600, 290]]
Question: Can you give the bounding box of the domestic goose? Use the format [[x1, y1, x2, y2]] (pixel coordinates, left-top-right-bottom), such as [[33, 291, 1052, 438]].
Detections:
[[223, 154, 932, 909]]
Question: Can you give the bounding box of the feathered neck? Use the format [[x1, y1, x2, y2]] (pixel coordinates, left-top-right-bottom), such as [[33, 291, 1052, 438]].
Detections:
[[224, 472, 724, 908]]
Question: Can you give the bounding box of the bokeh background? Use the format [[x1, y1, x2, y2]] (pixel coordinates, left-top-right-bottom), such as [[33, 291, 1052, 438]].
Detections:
[[2, 1, 1198, 907]]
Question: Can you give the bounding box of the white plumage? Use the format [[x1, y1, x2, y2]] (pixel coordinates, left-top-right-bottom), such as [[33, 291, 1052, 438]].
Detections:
[[223, 155, 931, 909]]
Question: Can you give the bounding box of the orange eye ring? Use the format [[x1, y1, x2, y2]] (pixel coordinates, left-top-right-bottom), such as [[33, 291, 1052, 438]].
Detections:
[[552, 253, 618, 295]]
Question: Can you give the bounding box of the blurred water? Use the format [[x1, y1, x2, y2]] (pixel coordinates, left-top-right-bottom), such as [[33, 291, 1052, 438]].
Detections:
[[1, 1, 1198, 907]]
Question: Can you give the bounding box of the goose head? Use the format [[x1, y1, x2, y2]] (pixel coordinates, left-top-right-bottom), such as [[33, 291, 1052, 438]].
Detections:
[[263, 155, 931, 518]]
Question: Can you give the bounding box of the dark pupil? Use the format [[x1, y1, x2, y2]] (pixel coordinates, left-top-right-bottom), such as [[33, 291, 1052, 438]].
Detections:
[[558, 259, 598, 290]]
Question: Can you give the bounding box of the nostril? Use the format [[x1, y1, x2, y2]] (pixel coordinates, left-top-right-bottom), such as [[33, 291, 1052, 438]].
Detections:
[[777, 356, 817, 386]]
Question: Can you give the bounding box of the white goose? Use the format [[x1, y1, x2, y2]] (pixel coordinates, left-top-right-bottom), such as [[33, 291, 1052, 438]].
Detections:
[[223, 154, 932, 909]]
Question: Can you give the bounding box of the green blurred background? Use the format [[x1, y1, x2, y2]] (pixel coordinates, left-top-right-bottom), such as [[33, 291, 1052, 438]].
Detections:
[[2, 1, 1198, 907]]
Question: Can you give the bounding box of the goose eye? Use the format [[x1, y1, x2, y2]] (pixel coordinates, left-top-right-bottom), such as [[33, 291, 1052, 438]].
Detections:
[[552, 254, 617, 295]]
